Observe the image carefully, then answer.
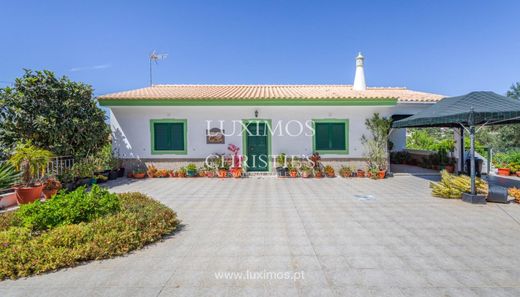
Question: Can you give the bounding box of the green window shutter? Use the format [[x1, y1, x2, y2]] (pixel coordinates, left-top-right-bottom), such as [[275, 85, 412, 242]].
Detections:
[[154, 123, 174, 150], [329, 123, 345, 150], [314, 121, 347, 151], [152, 122, 185, 152], [315, 123, 330, 150], [170, 123, 185, 151]]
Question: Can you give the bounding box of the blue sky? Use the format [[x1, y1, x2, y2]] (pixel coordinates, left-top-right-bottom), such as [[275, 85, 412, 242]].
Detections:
[[1, 0, 519, 97]]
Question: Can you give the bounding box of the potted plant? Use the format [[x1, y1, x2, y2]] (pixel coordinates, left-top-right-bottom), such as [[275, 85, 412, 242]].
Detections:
[[509, 187, 520, 203], [377, 168, 386, 179], [357, 169, 365, 177], [71, 160, 95, 187], [289, 166, 298, 178], [276, 153, 289, 177], [509, 162, 520, 177], [300, 164, 312, 178], [177, 167, 187, 177], [324, 165, 335, 177], [94, 174, 108, 184], [42, 176, 62, 199], [445, 157, 456, 174], [9, 142, 53, 204], [497, 165, 511, 176], [367, 166, 379, 180], [314, 169, 324, 178], [155, 169, 169, 178], [216, 157, 229, 178], [132, 168, 146, 179], [361, 113, 392, 179], [339, 165, 353, 178], [147, 165, 158, 178], [231, 167, 242, 178], [186, 163, 198, 177]]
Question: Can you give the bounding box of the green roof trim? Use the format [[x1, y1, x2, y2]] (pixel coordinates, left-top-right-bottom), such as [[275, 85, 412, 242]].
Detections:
[[98, 98, 398, 107]]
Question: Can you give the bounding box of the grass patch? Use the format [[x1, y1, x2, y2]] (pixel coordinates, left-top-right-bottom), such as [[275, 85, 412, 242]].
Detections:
[[0, 186, 180, 280]]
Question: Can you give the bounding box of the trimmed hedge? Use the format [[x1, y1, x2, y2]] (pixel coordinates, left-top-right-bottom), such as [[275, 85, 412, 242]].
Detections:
[[15, 185, 121, 231], [0, 191, 179, 280]]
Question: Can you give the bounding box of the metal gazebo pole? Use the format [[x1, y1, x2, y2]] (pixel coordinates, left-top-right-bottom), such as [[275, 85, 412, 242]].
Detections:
[[469, 108, 476, 195]]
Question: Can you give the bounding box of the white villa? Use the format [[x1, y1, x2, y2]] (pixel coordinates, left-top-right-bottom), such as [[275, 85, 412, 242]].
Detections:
[[99, 54, 444, 172]]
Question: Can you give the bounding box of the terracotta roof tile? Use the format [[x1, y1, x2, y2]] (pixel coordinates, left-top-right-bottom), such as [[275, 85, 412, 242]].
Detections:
[[99, 84, 444, 103]]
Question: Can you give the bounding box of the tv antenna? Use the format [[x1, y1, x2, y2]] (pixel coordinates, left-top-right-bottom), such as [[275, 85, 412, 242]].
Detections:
[[149, 50, 168, 86]]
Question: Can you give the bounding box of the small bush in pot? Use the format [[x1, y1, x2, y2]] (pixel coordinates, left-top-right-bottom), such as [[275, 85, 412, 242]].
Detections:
[[147, 165, 158, 178], [177, 167, 187, 177], [276, 153, 289, 177], [314, 169, 324, 178], [132, 168, 146, 179], [185, 163, 198, 177], [94, 174, 108, 184], [300, 164, 312, 178], [155, 169, 169, 178], [42, 177, 62, 199], [339, 165, 353, 178], [324, 165, 335, 177], [9, 142, 53, 204], [288, 166, 298, 178]]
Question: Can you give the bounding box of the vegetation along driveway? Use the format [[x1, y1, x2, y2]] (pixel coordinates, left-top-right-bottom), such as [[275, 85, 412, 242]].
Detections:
[[2, 176, 520, 297]]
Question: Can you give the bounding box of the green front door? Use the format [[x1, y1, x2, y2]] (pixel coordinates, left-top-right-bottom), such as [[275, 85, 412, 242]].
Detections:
[[245, 122, 269, 172]]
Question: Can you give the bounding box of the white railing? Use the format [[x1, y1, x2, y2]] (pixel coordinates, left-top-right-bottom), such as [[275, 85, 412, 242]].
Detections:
[[45, 156, 74, 177]]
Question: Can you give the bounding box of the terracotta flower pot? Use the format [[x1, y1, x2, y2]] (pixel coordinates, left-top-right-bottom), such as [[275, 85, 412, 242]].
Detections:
[[178, 172, 187, 178], [326, 172, 335, 178], [357, 170, 365, 177], [378, 170, 386, 179], [206, 171, 215, 178], [14, 184, 44, 204], [289, 171, 298, 178], [218, 169, 227, 178], [43, 188, 59, 199], [133, 173, 145, 179], [302, 171, 311, 178], [497, 168, 511, 176], [315, 171, 324, 178], [232, 170, 242, 178]]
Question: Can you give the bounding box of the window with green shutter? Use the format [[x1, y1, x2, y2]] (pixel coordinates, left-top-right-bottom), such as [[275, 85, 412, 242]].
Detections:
[[150, 119, 187, 154], [313, 120, 349, 154]]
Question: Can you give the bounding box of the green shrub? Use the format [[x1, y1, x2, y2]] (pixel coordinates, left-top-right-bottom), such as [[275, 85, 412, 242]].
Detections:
[[0, 192, 179, 280], [15, 185, 120, 231]]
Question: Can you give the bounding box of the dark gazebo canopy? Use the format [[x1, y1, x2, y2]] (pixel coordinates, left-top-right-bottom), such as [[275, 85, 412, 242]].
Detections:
[[392, 91, 520, 199], [393, 91, 520, 128]]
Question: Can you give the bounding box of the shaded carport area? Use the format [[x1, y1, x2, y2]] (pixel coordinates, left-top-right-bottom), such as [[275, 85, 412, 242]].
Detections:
[[393, 91, 520, 200]]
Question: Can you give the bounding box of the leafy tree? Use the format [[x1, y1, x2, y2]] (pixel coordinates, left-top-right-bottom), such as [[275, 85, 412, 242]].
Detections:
[[0, 70, 109, 159], [507, 82, 520, 99], [483, 82, 520, 150]]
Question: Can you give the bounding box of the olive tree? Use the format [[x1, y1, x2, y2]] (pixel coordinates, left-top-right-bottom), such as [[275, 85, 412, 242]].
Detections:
[[0, 70, 109, 159]]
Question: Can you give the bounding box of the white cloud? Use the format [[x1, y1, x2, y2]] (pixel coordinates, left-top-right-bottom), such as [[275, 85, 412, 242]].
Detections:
[[69, 64, 111, 72]]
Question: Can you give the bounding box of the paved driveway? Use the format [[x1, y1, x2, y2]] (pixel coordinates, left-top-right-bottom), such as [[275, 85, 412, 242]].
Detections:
[[2, 176, 520, 297]]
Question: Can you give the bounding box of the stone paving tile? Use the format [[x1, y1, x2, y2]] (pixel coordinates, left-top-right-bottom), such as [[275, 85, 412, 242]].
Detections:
[[2, 176, 520, 297]]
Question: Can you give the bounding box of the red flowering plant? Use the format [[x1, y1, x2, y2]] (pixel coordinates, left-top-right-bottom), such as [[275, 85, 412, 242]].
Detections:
[[227, 144, 243, 171], [309, 152, 321, 169]]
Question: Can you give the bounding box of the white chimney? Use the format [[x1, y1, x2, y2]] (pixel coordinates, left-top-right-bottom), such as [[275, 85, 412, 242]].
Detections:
[[353, 52, 366, 91]]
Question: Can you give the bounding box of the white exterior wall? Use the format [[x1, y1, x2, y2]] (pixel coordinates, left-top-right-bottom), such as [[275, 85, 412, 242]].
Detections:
[[109, 103, 430, 160]]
